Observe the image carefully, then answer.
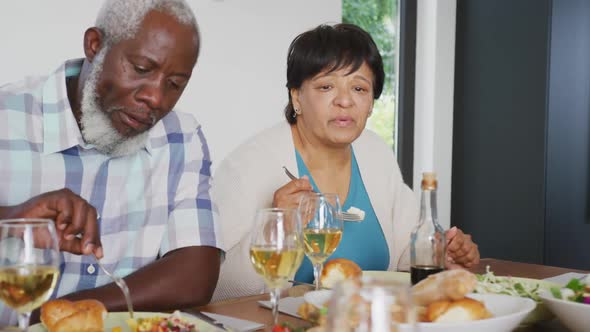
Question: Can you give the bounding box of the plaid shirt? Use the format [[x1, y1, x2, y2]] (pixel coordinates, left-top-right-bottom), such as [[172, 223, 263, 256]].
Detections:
[[0, 59, 223, 325]]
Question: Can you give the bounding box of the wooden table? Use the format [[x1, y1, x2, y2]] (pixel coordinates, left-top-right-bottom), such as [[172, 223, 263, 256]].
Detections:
[[194, 258, 588, 331]]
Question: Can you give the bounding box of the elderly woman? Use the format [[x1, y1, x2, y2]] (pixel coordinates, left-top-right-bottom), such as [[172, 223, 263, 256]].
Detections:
[[212, 23, 479, 301]]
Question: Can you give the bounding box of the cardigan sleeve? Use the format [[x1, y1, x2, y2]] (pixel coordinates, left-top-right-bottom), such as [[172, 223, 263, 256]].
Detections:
[[390, 166, 419, 271]]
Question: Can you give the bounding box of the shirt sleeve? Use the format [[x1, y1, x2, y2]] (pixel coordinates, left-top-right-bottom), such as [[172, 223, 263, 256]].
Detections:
[[159, 125, 224, 256]]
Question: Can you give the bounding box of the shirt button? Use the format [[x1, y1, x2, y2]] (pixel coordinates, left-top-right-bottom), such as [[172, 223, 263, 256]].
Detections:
[[87, 264, 96, 274]]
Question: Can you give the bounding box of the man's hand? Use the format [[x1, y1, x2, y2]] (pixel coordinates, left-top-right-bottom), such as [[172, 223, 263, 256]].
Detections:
[[272, 176, 313, 209], [445, 226, 479, 269], [1, 189, 103, 258]]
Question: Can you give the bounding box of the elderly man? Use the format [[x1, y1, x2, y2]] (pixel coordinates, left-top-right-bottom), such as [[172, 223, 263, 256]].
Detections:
[[0, 0, 223, 325]]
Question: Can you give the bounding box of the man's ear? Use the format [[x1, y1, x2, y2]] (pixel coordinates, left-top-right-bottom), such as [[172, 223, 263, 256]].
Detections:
[[83, 28, 105, 62]]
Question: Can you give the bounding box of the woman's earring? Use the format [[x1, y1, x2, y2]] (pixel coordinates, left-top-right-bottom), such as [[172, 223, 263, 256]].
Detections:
[[294, 108, 301, 117]]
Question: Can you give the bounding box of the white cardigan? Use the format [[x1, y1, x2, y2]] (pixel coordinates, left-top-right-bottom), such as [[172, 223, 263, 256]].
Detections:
[[211, 122, 418, 301]]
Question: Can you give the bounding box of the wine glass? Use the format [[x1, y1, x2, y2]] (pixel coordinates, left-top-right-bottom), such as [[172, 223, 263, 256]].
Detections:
[[249, 208, 304, 326], [0, 219, 60, 331], [298, 192, 343, 290], [325, 277, 416, 332]]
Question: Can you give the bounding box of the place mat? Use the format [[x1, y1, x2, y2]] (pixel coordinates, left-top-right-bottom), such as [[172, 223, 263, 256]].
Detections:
[[258, 296, 304, 318]]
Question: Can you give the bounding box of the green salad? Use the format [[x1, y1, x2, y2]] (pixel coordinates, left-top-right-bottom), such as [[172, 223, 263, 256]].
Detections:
[[549, 277, 590, 304], [474, 266, 542, 302]]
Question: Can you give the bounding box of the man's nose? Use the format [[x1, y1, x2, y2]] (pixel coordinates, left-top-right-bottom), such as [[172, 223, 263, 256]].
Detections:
[[136, 80, 165, 111]]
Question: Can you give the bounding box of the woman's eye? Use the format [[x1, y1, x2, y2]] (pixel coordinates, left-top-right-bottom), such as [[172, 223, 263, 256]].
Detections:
[[354, 86, 368, 93], [319, 85, 332, 91]]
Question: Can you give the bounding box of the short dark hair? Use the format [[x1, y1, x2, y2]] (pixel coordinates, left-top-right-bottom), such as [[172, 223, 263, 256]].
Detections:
[[284, 23, 385, 124]]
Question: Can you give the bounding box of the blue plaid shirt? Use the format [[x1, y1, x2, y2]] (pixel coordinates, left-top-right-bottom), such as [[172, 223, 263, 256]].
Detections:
[[0, 59, 223, 325]]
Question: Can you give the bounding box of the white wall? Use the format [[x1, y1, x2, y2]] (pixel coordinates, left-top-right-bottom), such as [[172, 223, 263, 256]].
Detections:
[[413, 0, 456, 229], [0, 0, 341, 167], [1, 1, 459, 229]]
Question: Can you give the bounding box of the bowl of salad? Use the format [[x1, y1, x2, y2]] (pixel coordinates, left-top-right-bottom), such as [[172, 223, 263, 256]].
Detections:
[[474, 266, 559, 324], [539, 276, 590, 332]]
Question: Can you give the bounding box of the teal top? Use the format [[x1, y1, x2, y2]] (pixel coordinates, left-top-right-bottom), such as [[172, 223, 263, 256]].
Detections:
[[293, 148, 390, 283]]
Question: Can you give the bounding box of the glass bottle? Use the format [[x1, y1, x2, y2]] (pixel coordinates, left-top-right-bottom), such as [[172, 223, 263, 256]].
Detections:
[[410, 172, 446, 285]]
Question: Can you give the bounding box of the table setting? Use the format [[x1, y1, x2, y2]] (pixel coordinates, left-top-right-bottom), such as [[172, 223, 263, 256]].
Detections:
[[1, 196, 589, 332]]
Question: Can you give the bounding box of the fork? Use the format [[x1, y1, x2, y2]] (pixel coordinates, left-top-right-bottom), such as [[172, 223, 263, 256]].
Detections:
[[282, 166, 364, 222], [95, 257, 134, 319]]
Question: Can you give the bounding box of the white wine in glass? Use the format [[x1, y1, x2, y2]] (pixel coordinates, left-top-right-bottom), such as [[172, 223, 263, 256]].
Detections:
[[249, 208, 303, 326], [0, 219, 60, 331], [299, 192, 343, 290]]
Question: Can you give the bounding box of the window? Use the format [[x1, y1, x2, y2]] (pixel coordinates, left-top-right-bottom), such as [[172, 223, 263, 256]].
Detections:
[[343, 0, 400, 151]]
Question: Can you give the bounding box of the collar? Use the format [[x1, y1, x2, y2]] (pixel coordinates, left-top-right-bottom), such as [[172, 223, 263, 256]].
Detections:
[[42, 59, 87, 155], [42, 59, 152, 156]]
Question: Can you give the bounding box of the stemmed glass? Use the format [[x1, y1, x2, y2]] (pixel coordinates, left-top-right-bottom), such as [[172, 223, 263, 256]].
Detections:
[[249, 208, 304, 326], [0, 219, 60, 331], [298, 192, 343, 290], [325, 277, 416, 332]]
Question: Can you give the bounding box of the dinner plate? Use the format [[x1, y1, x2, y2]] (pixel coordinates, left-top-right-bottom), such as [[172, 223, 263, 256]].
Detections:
[[539, 290, 590, 332], [258, 297, 304, 318], [404, 293, 536, 332], [475, 275, 558, 324], [29, 311, 225, 332], [364, 270, 556, 324], [301, 290, 535, 332]]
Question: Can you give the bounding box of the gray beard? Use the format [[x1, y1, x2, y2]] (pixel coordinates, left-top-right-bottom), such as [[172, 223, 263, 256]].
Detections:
[[79, 48, 150, 158]]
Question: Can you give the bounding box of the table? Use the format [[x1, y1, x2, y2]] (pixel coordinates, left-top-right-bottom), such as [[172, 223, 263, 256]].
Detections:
[[194, 258, 588, 331]]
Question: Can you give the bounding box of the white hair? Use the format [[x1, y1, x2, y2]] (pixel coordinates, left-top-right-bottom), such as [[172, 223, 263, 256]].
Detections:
[[95, 0, 199, 46], [80, 46, 150, 157]]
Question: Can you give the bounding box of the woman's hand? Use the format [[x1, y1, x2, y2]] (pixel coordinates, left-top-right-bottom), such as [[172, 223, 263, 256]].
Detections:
[[445, 226, 479, 269], [272, 176, 314, 209]]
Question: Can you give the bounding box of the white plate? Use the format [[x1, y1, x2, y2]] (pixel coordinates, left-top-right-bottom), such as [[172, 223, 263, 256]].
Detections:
[[258, 297, 304, 318], [273, 293, 535, 332], [540, 291, 590, 332], [400, 293, 536, 332], [365, 270, 555, 324], [29, 311, 225, 332], [303, 289, 333, 308]]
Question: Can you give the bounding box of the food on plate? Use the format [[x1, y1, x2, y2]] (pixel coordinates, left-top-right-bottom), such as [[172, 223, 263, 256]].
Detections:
[[425, 297, 492, 322], [271, 322, 306, 332], [294, 258, 362, 324], [346, 206, 365, 219], [549, 275, 590, 304], [299, 268, 492, 327], [412, 269, 478, 306], [475, 265, 542, 301], [475, 265, 560, 323], [319, 258, 362, 289], [126, 310, 197, 332], [297, 301, 327, 325], [411, 269, 493, 323], [40, 299, 107, 332]]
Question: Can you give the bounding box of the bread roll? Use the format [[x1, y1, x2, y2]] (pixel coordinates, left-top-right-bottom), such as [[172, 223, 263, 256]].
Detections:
[[41, 299, 107, 332], [425, 297, 491, 323], [51, 308, 105, 332], [412, 269, 477, 306], [40, 300, 79, 331], [320, 258, 362, 289]]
